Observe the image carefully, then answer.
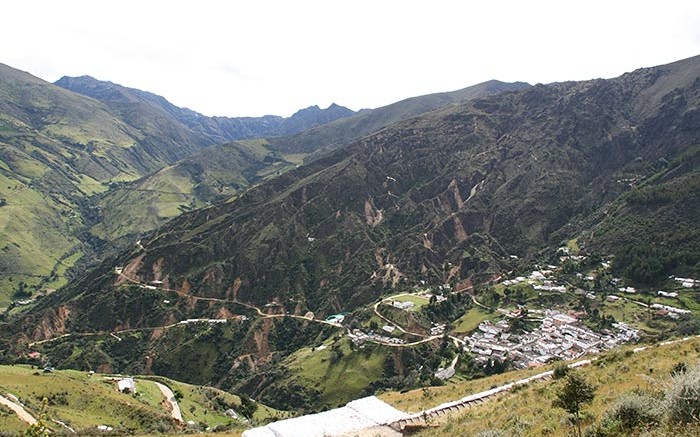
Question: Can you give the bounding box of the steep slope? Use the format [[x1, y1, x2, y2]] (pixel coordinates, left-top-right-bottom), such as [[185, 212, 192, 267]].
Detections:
[[55, 75, 356, 142], [90, 139, 299, 240], [80, 81, 528, 243], [0, 67, 356, 307], [266, 80, 531, 157], [0, 63, 213, 306], [15, 55, 700, 340]]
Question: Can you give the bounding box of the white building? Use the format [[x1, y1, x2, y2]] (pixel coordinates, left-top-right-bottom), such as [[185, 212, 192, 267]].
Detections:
[[392, 301, 414, 310], [117, 378, 135, 394], [242, 396, 409, 437]]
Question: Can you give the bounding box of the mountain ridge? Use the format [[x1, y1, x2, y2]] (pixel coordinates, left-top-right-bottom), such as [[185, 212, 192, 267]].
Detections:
[[55, 75, 356, 142], [15, 55, 700, 337]]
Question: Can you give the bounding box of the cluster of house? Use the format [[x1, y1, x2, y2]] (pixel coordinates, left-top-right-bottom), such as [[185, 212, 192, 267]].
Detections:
[[673, 276, 700, 288], [430, 323, 446, 336], [502, 270, 568, 293], [347, 328, 406, 346], [463, 310, 639, 369]]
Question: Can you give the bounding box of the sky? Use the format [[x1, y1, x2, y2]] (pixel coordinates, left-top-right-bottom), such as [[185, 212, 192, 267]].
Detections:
[[2, 1, 700, 117]]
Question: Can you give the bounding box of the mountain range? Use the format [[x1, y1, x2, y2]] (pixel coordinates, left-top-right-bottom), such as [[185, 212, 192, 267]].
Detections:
[[36, 55, 699, 324], [1, 54, 699, 427], [0, 66, 357, 305]]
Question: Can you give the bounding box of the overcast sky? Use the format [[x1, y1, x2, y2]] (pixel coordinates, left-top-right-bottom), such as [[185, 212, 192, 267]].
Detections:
[[2, 1, 699, 117]]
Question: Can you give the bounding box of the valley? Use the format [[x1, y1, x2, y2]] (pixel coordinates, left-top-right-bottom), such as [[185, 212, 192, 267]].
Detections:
[[1, 53, 700, 437]]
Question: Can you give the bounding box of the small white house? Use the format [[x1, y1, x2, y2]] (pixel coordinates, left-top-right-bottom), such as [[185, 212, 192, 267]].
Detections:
[[392, 300, 414, 310], [117, 377, 136, 394], [382, 325, 396, 334]]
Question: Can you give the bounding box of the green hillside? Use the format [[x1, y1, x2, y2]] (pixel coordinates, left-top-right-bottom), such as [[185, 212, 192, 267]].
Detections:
[[394, 337, 700, 436], [0, 364, 280, 435], [0, 63, 212, 307], [0, 66, 358, 308]]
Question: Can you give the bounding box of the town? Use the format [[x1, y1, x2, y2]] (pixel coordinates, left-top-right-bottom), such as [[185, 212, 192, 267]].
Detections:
[[463, 310, 639, 369]]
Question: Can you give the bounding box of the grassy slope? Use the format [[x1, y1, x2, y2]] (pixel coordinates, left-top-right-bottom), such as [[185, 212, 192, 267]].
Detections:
[[91, 139, 303, 241], [0, 365, 281, 434], [283, 338, 388, 408], [0, 64, 159, 304], [378, 338, 700, 436]]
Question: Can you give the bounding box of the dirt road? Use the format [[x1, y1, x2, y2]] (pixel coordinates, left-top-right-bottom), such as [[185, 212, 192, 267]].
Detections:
[[0, 394, 37, 425], [154, 382, 182, 422]]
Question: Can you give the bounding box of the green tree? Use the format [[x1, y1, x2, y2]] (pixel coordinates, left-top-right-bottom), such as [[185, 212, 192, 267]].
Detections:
[[553, 372, 595, 437], [173, 388, 184, 401], [238, 394, 258, 419]]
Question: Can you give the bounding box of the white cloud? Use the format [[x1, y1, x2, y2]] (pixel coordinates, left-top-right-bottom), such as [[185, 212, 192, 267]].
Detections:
[[1, 0, 699, 116]]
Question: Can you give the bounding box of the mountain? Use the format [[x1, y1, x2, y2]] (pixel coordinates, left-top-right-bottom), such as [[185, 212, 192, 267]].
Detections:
[[13, 55, 700, 338], [81, 81, 530, 243], [0, 63, 218, 306], [0, 67, 357, 307], [2, 55, 700, 418], [55, 75, 356, 141], [89, 139, 301, 241], [266, 80, 531, 157]]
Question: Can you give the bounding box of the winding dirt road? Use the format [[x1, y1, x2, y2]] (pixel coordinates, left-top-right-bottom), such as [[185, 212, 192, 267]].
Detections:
[[0, 394, 37, 425], [154, 382, 182, 422]]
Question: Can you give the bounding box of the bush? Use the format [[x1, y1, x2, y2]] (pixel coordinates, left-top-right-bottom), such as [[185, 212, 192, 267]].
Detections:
[[553, 363, 570, 379], [606, 392, 661, 431], [661, 362, 700, 425]]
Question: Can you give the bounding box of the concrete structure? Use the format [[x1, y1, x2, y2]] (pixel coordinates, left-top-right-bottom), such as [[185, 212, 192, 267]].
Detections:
[[243, 396, 409, 437]]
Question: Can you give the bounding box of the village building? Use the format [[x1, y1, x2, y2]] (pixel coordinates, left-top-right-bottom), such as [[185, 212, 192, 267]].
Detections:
[[117, 378, 135, 394], [392, 300, 414, 310]]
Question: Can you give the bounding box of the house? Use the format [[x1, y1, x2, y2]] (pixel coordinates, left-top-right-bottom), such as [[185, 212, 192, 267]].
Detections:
[[117, 378, 136, 394], [382, 325, 395, 334], [392, 300, 414, 310], [325, 314, 345, 324]]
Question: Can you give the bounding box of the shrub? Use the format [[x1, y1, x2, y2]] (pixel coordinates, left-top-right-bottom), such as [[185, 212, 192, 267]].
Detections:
[[671, 362, 688, 376], [606, 392, 661, 431], [661, 362, 700, 425], [553, 363, 570, 379]]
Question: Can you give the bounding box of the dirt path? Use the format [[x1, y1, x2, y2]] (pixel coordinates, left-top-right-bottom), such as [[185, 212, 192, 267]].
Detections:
[[154, 382, 182, 422], [0, 394, 37, 425]]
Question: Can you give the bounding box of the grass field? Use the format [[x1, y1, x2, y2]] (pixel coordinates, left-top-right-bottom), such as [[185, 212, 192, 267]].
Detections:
[[285, 338, 387, 408], [452, 307, 493, 334], [391, 294, 430, 310], [0, 365, 283, 435]]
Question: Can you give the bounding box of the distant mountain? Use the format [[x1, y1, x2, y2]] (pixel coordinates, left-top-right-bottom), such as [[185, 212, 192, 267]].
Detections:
[[82, 81, 529, 243], [55, 75, 356, 141], [0, 67, 356, 306], [15, 55, 699, 341], [266, 80, 531, 157]]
